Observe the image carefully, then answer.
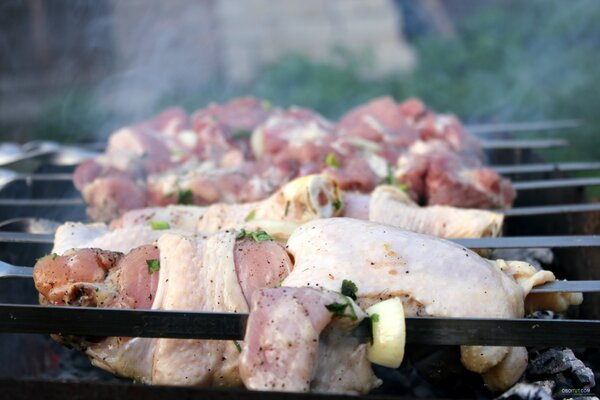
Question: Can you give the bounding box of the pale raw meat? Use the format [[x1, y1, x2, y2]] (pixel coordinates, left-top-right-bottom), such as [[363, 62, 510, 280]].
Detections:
[[396, 140, 515, 208], [281, 218, 577, 390], [368, 185, 504, 238], [53, 222, 168, 255], [34, 231, 293, 386], [239, 287, 380, 394]]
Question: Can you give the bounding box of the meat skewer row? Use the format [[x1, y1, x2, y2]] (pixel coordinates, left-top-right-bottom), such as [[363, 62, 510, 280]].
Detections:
[[74, 96, 515, 222], [33, 218, 581, 394]]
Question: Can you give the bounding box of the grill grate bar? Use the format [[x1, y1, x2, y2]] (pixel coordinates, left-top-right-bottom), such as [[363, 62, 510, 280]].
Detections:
[[493, 161, 600, 175], [480, 138, 567, 149], [467, 119, 583, 135], [1, 232, 599, 249], [513, 177, 600, 191], [0, 304, 598, 347]]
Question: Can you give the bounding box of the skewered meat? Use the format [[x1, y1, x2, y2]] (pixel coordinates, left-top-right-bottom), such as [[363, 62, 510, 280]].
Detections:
[[281, 218, 582, 391], [110, 174, 501, 241], [33, 217, 582, 393], [240, 287, 381, 394], [73, 96, 514, 221], [346, 185, 504, 238], [396, 140, 516, 208], [34, 231, 293, 385]]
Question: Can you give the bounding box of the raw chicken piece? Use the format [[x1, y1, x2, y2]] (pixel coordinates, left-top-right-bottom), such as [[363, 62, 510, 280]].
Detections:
[[196, 174, 342, 239], [53, 222, 178, 255], [110, 205, 207, 231], [240, 287, 381, 394], [341, 185, 503, 238], [368, 185, 503, 238], [34, 231, 293, 386], [116, 174, 342, 240], [281, 218, 579, 391]]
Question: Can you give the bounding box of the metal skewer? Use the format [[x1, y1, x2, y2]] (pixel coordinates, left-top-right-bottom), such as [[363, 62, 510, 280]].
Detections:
[[0, 304, 597, 347], [467, 119, 583, 135]]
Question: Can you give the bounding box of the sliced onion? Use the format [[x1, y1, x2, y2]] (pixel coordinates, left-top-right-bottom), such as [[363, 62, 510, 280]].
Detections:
[[366, 297, 406, 368]]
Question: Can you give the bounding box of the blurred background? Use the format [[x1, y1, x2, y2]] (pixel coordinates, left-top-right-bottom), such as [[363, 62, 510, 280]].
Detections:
[[1, 0, 599, 166]]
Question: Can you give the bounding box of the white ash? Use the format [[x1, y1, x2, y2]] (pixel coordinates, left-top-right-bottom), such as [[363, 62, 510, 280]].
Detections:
[[496, 381, 554, 400]]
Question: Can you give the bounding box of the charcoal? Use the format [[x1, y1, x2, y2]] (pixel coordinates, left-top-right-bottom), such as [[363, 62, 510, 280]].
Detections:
[[527, 348, 595, 388], [496, 381, 554, 400], [527, 310, 557, 320]]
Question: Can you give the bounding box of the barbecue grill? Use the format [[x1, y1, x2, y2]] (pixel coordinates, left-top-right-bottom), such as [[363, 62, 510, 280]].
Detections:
[[0, 122, 598, 399]]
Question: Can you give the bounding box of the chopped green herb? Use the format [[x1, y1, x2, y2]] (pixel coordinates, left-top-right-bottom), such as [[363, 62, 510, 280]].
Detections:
[[51, 253, 58, 261], [398, 183, 409, 193], [332, 198, 342, 211], [325, 152, 341, 169], [261, 100, 272, 110], [236, 229, 273, 242], [341, 279, 358, 300], [276, 279, 284, 288], [326, 302, 348, 317], [146, 259, 160, 274], [326, 297, 358, 321], [244, 209, 256, 222], [370, 313, 380, 323], [233, 129, 251, 140], [177, 189, 193, 205], [284, 201, 291, 217], [384, 165, 395, 185], [149, 220, 170, 230], [233, 340, 242, 353]]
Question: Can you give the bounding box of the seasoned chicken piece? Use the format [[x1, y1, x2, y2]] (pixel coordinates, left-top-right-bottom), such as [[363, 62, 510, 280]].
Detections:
[[34, 232, 293, 386], [52, 222, 173, 255], [112, 174, 342, 240], [240, 287, 380, 394], [280, 218, 543, 390], [111, 205, 206, 231], [341, 185, 503, 238], [197, 174, 342, 240], [368, 185, 503, 238]]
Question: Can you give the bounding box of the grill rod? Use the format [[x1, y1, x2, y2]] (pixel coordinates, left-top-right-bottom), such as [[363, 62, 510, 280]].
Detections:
[[512, 177, 600, 191], [5, 161, 599, 183], [0, 231, 598, 249], [0, 304, 598, 347], [2, 260, 599, 294], [467, 119, 583, 135], [493, 161, 600, 175]]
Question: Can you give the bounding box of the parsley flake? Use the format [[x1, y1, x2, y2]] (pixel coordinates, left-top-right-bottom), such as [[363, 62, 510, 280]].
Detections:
[[371, 313, 380, 323], [149, 220, 170, 230], [341, 279, 358, 300], [177, 189, 193, 205], [284, 201, 291, 217], [384, 165, 395, 185], [325, 302, 348, 317], [233, 340, 242, 353], [244, 210, 256, 222], [146, 259, 160, 274], [236, 229, 273, 242], [325, 152, 341, 169], [332, 198, 342, 211], [325, 297, 358, 321], [398, 183, 409, 193], [51, 253, 58, 261]]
